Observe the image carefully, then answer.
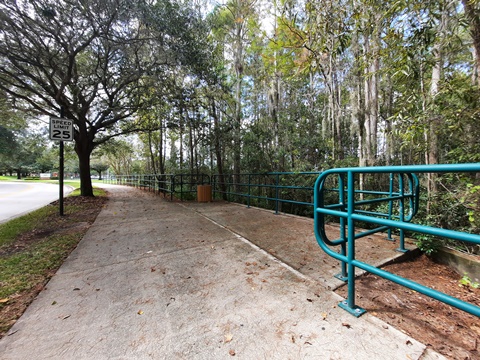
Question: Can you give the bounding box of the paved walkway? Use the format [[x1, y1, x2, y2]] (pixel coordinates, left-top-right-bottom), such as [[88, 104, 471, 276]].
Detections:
[[0, 185, 445, 359]]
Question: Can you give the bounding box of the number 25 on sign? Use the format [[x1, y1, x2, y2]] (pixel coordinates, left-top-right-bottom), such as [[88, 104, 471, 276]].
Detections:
[[49, 117, 74, 142]]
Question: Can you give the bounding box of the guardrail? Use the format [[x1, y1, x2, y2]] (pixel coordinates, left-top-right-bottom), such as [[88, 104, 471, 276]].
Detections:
[[106, 172, 320, 211], [314, 163, 480, 318], [211, 172, 321, 215], [104, 174, 210, 201]]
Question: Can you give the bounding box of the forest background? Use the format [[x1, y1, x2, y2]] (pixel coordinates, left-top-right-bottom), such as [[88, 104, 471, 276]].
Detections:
[[1, 0, 480, 243]]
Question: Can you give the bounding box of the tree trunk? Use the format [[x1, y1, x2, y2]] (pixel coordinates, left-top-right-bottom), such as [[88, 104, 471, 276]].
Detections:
[[363, 14, 380, 167], [233, 75, 242, 185], [269, 74, 280, 170], [75, 126, 94, 197], [158, 121, 165, 175], [188, 111, 194, 175], [210, 98, 227, 199], [425, 2, 450, 211], [334, 69, 344, 160], [426, 51, 441, 194], [462, 0, 480, 87], [76, 144, 94, 196], [147, 131, 157, 174], [179, 105, 184, 171], [351, 25, 365, 168], [384, 76, 394, 164], [233, 3, 244, 187], [161, 130, 166, 174]]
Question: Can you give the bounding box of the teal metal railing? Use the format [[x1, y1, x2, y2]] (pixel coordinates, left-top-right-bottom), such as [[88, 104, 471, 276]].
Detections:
[[211, 172, 321, 215], [106, 172, 320, 214], [104, 173, 210, 201], [314, 163, 480, 318]]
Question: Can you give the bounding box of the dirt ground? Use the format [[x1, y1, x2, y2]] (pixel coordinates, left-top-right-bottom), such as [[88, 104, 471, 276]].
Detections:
[[1, 190, 479, 359], [336, 254, 480, 360]]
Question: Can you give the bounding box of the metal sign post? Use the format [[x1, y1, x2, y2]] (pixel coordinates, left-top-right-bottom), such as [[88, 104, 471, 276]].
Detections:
[[49, 109, 73, 216]]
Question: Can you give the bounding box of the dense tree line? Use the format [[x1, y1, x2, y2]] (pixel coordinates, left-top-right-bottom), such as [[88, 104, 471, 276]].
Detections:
[[125, 0, 480, 175], [133, 0, 480, 236], [1, 0, 479, 235]]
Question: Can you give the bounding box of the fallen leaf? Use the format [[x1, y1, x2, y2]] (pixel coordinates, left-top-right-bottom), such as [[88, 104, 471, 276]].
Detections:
[[406, 339, 413, 346], [321, 312, 327, 320], [342, 322, 351, 329], [138, 310, 144, 315], [0, 298, 9, 303], [63, 315, 71, 320], [224, 333, 233, 343], [229, 349, 236, 356], [51, 301, 57, 305], [306, 298, 313, 303], [73, 288, 80, 291]]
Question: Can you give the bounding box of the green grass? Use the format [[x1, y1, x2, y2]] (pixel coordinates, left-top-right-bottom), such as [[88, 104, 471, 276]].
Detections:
[[0, 233, 82, 299], [0, 176, 17, 181], [68, 187, 105, 197], [30, 179, 81, 187], [0, 206, 57, 248]]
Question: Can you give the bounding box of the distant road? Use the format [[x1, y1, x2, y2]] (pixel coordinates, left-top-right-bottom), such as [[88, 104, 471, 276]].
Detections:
[[0, 182, 72, 224]]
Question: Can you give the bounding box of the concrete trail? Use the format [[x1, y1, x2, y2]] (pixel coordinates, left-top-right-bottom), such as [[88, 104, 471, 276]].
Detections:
[[0, 185, 445, 359]]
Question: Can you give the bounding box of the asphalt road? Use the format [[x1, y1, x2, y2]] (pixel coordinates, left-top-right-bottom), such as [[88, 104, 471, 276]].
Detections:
[[0, 182, 70, 224]]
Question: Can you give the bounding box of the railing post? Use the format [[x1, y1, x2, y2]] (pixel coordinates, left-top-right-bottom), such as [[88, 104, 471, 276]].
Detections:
[[247, 174, 251, 208], [347, 171, 355, 308], [387, 173, 394, 241], [397, 174, 407, 252], [211, 175, 215, 199], [180, 174, 183, 201], [275, 173, 279, 214], [227, 175, 231, 202], [336, 174, 348, 281], [339, 170, 366, 317]]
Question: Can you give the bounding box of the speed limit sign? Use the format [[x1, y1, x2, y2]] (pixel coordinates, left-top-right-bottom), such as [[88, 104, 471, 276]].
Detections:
[[50, 117, 74, 141]]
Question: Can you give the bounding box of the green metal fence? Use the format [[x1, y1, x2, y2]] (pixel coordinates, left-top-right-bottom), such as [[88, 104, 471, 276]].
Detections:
[[104, 173, 210, 201], [313, 163, 480, 318], [211, 172, 321, 215], [108, 172, 322, 214]]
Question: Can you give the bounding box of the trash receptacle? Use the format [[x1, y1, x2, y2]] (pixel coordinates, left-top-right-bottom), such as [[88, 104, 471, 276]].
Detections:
[[197, 185, 212, 202]]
